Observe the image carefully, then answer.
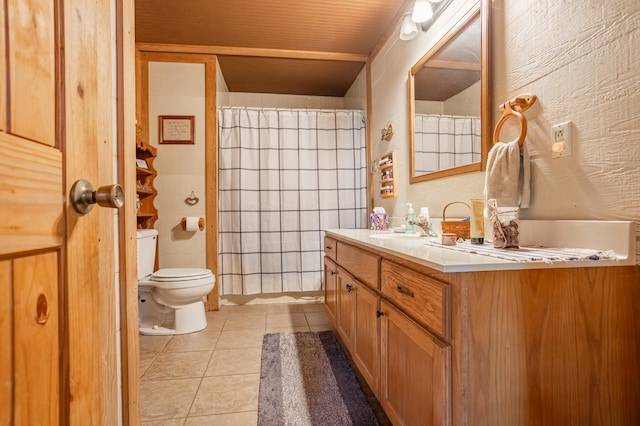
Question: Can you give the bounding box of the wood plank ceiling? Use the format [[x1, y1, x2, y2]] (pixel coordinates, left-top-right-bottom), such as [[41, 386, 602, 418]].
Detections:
[[135, 0, 412, 96]]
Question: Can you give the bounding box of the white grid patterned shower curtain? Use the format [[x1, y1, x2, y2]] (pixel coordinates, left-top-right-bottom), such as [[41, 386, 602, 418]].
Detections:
[[218, 107, 367, 295], [414, 114, 481, 174]]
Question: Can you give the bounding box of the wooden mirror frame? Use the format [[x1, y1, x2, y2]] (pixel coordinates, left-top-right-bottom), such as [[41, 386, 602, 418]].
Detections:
[[408, 0, 491, 183]]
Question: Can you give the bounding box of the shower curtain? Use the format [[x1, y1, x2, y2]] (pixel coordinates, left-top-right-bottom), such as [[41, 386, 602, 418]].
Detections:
[[218, 107, 367, 295], [414, 114, 481, 174]]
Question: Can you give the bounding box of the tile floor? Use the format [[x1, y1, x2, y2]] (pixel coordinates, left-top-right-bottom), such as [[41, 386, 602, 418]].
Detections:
[[139, 302, 333, 425]]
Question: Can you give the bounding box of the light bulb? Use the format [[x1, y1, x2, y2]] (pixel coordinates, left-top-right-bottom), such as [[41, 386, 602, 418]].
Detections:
[[411, 0, 433, 23], [399, 14, 419, 40]]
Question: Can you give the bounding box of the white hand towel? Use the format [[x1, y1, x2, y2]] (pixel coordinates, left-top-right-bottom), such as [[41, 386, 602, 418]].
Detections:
[[483, 139, 530, 208]]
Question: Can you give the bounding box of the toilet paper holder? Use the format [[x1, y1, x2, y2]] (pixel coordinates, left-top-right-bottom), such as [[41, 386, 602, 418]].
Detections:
[[180, 216, 205, 231]]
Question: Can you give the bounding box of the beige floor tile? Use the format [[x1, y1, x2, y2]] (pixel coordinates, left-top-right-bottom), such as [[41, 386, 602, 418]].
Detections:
[[140, 352, 158, 377], [140, 335, 173, 355], [140, 378, 200, 421], [301, 302, 326, 312], [310, 322, 334, 332], [203, 314, 226, 332], [184, 411, 257, 425], [265, 324, 311, 334], [224, 304, 267, 315], [222, 315, 266, 331], [189, 374, 260, 416], [205, 347, 262, 376], [207, 306, 230, 316], [142, 419, 185, 426], [265, 303, 306, 314], [164, 331, 220, 353], [305, 310, 330, 325], [266, 312, 308, 328], [216, 329, 265, 350], [143, 351, 212, 380]]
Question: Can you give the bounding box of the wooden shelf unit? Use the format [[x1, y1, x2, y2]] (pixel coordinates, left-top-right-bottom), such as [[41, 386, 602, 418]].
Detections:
[[136, 140, 158, 229], [379, 150, 395, 198]]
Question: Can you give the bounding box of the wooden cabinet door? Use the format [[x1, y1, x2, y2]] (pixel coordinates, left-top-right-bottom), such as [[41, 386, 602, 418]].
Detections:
[[352, 282, 380, 396], [0, 0, 120, 423], [380, 300, 450, 426], [336, 267, 355, 350], [324, 257, 339, 324]]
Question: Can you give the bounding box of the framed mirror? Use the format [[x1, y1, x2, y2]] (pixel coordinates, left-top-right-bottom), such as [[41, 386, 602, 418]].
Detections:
[[408, 0, 490, 183]]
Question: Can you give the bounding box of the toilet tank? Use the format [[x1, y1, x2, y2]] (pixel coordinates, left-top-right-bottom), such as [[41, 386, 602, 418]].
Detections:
[[136, 229, 158, 279]]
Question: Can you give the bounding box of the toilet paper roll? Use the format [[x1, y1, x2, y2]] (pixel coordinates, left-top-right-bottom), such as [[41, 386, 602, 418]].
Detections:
[[181, 216, 204, 231]]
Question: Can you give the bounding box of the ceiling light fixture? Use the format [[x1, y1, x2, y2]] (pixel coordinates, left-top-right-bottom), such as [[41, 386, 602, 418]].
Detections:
[[400, 0, 452, 41], [411, 0, 433, 24], [399, 13, 419, 41]]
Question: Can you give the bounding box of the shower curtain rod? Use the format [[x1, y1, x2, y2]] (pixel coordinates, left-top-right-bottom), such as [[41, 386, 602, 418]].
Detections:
[[415, 113, 480, 119], [218, 106, 364, 114]]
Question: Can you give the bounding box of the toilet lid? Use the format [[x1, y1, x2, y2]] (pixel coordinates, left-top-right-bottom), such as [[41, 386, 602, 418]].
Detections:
[[151, 268, 214, 282]]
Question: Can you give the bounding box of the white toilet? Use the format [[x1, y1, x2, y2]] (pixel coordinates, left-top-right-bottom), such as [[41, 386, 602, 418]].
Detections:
[[137, 229, 215, 335]]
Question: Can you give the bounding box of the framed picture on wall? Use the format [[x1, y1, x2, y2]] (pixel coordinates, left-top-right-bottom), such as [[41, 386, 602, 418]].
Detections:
[[159, 115, 195, 144]]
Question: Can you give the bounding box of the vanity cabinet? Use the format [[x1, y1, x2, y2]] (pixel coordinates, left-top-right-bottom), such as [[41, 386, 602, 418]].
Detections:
[[325, 229, 640, 426], [325, 237, 449, 424]]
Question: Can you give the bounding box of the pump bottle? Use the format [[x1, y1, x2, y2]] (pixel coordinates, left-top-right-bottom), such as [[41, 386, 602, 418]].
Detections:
[[405, 203, 416, 232]]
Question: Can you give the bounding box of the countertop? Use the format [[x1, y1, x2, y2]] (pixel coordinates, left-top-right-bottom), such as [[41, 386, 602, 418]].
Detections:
[[325, 224, 635, 273]]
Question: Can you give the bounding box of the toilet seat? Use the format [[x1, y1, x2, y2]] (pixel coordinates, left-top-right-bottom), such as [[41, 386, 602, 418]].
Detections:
[[139, 268, 215, 291], [152, 268, 213, 282]]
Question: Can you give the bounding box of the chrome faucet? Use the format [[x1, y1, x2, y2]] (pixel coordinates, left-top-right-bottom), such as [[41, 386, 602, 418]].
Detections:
[[409, 218, 438, 237]]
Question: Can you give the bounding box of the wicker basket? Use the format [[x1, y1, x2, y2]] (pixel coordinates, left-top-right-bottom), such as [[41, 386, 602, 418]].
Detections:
[[441, 202, 471, 240]]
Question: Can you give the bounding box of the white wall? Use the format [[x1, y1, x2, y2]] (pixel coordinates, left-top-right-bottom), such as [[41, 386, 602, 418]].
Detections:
[[371, 0, 483, 225], [371, 0, 640, 260], [148, 62, 207, 269]]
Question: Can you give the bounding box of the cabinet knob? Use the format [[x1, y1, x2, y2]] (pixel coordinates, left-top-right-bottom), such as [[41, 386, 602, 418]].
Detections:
[[376, 310, 384, 318], [346, 284, 353, 292], [330, 271, 336, 275]]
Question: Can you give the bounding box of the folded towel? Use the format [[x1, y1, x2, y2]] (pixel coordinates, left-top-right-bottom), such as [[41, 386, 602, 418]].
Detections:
[[483, 139, 530, 208]]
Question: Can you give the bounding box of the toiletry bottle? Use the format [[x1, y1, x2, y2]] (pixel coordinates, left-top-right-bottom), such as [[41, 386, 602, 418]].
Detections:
[[418, 207, 431, 233], [405, 203, 416, 232], [470, 198, 484, 244]]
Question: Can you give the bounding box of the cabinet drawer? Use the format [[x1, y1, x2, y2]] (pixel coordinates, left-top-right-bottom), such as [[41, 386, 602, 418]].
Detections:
[[381, 260, 450, 340], [337, 242, 380, 289], [324, 236, 337, 261]]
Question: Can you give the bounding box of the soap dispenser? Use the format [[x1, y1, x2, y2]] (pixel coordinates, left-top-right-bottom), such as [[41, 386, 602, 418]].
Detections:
[[405, 203, 416, 232]]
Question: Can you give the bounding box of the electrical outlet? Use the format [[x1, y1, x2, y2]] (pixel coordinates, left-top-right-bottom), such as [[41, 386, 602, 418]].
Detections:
[[551, 121, 572, 158]]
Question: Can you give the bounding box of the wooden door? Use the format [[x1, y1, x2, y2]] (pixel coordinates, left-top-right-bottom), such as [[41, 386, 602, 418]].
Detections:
[[0, 0, 120, 423], [380, 300, 450, 426], [352, 282, 379, 396], [336, 268, 355, 350], [323, 257, 338, 324]]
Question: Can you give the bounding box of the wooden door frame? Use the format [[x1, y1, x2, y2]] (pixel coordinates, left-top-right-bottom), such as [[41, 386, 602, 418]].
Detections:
[[117, 0, 142, 423], [134, 50, 219, 311]]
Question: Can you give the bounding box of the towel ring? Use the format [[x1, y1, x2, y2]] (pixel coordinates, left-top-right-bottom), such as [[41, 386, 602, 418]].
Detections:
[[493, 102, 527, 146], [493, 93, 537, 146]]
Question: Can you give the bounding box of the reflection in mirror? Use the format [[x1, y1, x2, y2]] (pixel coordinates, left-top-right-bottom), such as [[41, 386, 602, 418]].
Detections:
[[409, 1, 490, 183]]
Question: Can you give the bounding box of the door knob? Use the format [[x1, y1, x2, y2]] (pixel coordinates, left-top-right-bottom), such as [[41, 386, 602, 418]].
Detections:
[[70, 179, 124, 214]]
